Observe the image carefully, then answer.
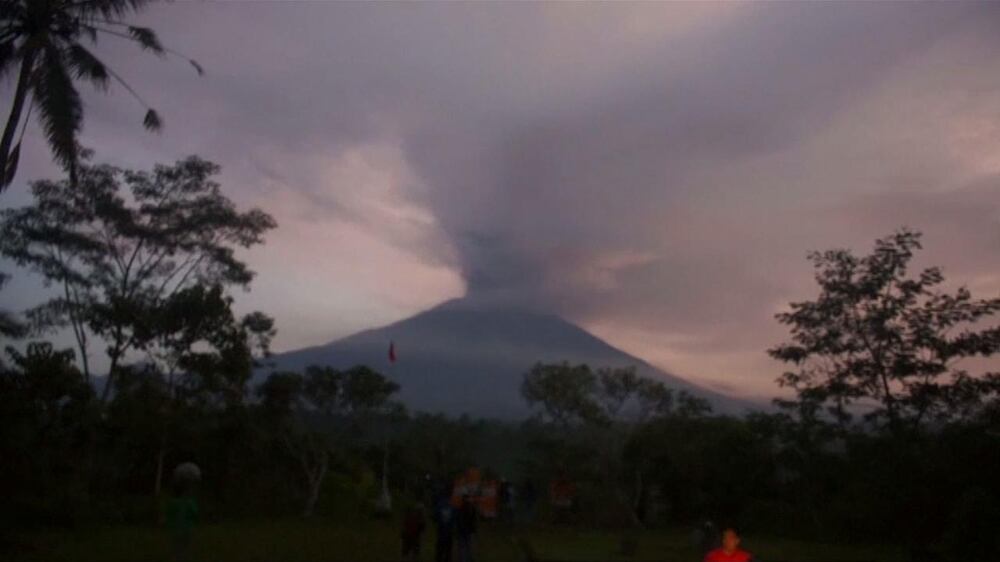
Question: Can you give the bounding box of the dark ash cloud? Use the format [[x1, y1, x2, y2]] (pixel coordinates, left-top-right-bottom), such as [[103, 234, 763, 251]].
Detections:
[[3, 2, 1000, 396]]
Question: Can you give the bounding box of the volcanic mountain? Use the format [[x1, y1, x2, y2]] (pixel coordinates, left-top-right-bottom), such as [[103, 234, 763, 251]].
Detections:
[[262, 298, 749, 418]]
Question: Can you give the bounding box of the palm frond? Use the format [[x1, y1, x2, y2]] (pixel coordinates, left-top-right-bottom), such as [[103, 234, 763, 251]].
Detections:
[[143, 108, 161, 132], [81, 25, 99, 43], [72, 0, 153, 19], [65, 43, 109, 90], [98, 59, 154, 112], [32, 44, 83, 173], [1, 0, 190, 185], [81, 25, 203, 76], [127, 26, 164, 56], [77, 47, 166, 134], [2, 142, 19, 189], [0, 40, 15, 80], [0, 0, 23, 26]]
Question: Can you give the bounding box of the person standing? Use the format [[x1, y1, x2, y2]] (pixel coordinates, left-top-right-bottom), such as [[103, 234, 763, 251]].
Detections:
[[499, 479, 514, 525], [519, 479, 537, 524], [695, 520, 719, 558], [165, 478, 199, 562], [704, 527, 753, 562], [434, 493, 455, 562], [455, 495, 478, 562], [401, 503, 427, 562]]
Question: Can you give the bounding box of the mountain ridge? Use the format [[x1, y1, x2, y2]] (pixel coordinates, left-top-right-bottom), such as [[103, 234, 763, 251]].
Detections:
[[260, 298, 752, 418]]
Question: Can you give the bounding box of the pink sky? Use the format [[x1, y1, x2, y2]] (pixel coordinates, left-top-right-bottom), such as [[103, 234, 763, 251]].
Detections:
[[2, 3, 999, 399]]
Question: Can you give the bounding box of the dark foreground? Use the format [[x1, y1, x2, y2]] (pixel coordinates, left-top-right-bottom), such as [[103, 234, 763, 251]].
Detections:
[[7, 519, 899, 562]]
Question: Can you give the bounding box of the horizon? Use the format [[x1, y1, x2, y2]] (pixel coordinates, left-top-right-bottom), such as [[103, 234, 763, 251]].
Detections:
[[3, 2, 1000, 401]]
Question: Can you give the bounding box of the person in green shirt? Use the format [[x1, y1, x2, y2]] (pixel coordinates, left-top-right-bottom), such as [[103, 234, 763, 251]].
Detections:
[[166, 476, 199, 562]]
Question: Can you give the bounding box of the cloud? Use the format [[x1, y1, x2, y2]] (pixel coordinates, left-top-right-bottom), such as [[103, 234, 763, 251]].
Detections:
[[3, 2, 999, 395]]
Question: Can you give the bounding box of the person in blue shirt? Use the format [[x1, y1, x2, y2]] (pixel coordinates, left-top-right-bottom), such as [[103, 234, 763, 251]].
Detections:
[[434, 492, 455, 562]]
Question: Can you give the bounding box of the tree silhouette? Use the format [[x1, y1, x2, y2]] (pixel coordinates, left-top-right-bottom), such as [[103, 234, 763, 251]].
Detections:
[[521, 362, 710, 526], [0, 272, 26, 339], [0, 156, 275, 394], [257, 365, 401, 517], [0, 0, 202, 191], [770, 229, 1000, 436]]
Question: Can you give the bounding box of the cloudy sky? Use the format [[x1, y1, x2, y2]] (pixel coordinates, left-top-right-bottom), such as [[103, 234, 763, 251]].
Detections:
[[3, 2, 1000, 398]]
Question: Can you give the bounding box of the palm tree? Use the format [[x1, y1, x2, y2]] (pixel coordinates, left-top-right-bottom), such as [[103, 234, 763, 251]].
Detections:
[[0, 0, 201, 191]]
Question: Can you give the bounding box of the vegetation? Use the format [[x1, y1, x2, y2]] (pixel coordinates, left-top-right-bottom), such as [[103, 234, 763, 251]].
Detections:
[[0, 0, 202, 191], [3, 5, 997, 561], [1, 156, 997, 562], [770, 229, 1000, 435], [520, 363, 711, 527], [257, 365, 403, 517]]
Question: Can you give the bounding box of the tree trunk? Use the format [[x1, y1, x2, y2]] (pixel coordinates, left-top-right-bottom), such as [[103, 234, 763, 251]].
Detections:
[[101, 349, 122, 404], [79, 342, 91, 383], [303, 452, 328, 518], [153, 425, 168, 498], [1, 48, 35, 188], [63, 279, 91, 382], [285, 433, 329, 518], [155, 373, 179, 502], [633, 467, 644, 514]]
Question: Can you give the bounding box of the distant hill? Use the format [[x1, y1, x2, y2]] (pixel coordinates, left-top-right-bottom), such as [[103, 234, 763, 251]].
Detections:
[[260, 298, 752, 418]]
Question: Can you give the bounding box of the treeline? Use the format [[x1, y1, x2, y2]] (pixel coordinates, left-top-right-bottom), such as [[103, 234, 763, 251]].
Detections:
[[511, 232, 1000, 562], [0, 156, 524, 528], [1, 159, 999, 562], [0, 155, 279, 524], [517, 364, 999, 555]]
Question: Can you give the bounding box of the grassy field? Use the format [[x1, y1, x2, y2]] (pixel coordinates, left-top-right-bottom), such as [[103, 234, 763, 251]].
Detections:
[[8, 518, 901, 562]]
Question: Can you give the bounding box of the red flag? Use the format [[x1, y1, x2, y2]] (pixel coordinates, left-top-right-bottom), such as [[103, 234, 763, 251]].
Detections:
[[388, 341, 397, 364]]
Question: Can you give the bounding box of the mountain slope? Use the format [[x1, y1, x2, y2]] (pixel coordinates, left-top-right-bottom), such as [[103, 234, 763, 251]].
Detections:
[[261, 298, 749, 418]]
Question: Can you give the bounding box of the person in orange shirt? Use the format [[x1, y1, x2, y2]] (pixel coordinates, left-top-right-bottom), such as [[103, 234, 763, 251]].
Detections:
[[703, 527, 753, 562]]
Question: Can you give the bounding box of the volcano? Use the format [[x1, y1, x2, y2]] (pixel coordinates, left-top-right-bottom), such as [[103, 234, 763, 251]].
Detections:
[[261, 298, 750, 418]]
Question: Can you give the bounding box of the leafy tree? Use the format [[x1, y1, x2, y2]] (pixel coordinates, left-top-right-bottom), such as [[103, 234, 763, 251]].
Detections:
[[257, 370, 329, 518], [769, 230, 1000, 436], [521, 362, 603, 428], [597, 365, 711, 423], [145, 284, 274, 409], [0, 156, 276, 398], [257, 365, 401, 517], [522, 362, 709, 429], [0, 0, 203, 190], [521, 362, 710, 526], [628, 415, 777, 530], [0, 342, 95, 523], [339, 365, 403, 419], [393, 413, 481, 487], [140, 283, 274, 497]]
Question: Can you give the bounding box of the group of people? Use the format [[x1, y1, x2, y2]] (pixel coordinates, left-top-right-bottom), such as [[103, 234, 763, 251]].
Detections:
[[402, 505, 753, 562], [399, 494, 479, 562], [399, 469, 558, 562], [165, 461, 753, 562]]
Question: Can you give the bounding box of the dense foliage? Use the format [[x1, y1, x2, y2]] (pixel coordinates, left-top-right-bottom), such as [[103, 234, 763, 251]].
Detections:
[[0, 160, 997, 562]]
